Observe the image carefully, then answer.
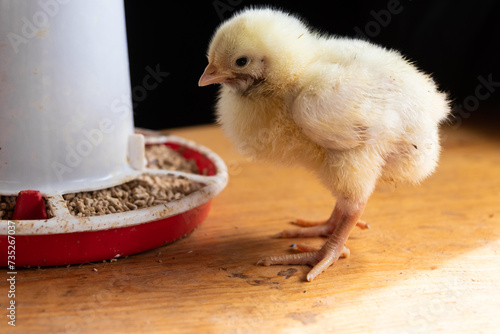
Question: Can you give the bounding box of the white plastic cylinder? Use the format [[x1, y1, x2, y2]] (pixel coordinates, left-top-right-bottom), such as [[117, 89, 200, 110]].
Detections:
[[0, 0, 136, 194]]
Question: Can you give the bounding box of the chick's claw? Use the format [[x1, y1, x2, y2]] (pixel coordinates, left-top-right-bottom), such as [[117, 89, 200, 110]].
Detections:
[[356, 220, 370, 230], [275, 219, 369, 239], [294, 218, 369, 229], [294, 243, 321, 253]]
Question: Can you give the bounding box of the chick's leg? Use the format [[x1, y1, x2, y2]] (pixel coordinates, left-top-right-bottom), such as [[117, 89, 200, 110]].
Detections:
[[258, 201, 366, 282]]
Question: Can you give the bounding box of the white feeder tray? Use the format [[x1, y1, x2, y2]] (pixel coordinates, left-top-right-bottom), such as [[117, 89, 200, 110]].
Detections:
[[0, 0, 227, 266]]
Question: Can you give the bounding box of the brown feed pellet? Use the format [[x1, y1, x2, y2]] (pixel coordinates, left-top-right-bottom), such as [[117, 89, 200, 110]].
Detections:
[[63, 174, 202, 217], [145, 144, 199, 174], [0, 195, 16, 220]]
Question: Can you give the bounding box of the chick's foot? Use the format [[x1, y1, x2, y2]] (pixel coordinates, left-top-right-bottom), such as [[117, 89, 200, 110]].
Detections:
[[259, 201, 366, 281]]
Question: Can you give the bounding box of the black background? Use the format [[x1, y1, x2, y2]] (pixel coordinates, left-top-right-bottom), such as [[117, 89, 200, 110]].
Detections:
[[124, 0, 500, 130]]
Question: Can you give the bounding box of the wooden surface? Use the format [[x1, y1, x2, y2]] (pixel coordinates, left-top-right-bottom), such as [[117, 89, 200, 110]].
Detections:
[[2, 122, 500, 333]]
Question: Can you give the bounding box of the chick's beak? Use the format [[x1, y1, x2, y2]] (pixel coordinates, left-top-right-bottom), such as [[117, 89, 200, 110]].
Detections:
[[198, 63, 231, 86]]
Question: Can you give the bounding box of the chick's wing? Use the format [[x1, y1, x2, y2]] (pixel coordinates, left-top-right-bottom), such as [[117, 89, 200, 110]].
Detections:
[[291, 61, 401, 152]]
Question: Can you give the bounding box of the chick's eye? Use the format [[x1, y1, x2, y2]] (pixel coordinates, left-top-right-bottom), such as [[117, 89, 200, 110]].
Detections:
[[235, 57, 249, 67]]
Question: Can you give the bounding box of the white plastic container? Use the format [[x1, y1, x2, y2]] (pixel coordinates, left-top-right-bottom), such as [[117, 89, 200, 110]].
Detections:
[[0, 0, 136, 194], [0, 1, 229, 267]]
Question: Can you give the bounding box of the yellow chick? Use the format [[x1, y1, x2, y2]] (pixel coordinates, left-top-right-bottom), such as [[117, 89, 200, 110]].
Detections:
[[199, 8, 450, 282]]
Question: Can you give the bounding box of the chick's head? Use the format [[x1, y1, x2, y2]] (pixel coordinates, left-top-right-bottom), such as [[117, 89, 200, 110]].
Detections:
[[199, 8, 314, 95]]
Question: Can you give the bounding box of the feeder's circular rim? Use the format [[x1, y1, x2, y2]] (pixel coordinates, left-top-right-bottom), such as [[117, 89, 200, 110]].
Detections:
[[0, 134, 228, 236]]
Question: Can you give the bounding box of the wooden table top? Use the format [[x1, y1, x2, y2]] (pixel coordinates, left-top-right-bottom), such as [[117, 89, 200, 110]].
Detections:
[[2, 122, 500, 333]]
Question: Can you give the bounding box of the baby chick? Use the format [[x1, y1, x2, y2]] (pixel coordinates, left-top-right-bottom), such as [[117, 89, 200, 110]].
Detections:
[[199, 8, 450, 281]]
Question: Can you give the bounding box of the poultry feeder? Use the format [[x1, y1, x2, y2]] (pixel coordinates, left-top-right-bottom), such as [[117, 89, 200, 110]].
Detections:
[[0, 1, 227, 266]]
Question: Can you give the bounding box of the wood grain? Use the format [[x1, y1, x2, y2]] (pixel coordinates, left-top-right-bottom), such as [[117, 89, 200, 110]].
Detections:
[[1, 123, 500, 333]]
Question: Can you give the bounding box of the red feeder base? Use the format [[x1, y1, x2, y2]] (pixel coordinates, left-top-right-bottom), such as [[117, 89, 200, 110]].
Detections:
[[1, 201, 210, 267]]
